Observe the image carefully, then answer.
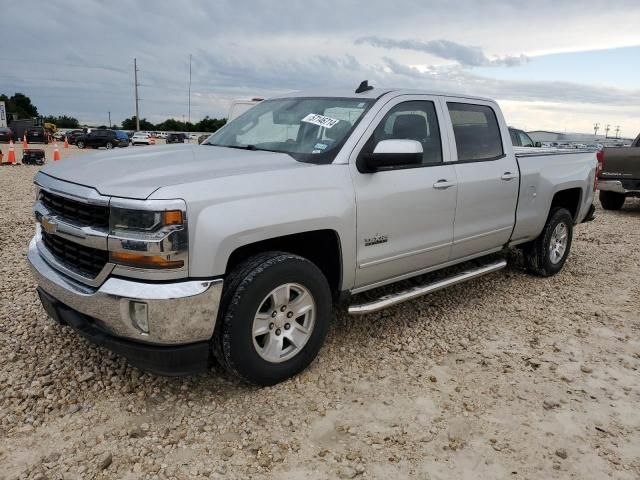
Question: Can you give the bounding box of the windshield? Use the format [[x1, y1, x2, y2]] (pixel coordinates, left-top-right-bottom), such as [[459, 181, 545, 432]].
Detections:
[[205, 97, 374, 164]]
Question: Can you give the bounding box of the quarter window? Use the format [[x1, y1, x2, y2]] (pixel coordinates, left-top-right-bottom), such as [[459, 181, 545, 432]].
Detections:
[[447, 103, 504, 161]]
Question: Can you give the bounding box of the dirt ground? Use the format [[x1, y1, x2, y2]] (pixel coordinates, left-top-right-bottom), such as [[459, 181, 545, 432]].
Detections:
[[0, 150, 639, 479]]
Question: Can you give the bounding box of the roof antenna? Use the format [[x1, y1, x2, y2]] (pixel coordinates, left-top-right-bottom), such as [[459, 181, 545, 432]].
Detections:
[[355, 80, 374, 94]]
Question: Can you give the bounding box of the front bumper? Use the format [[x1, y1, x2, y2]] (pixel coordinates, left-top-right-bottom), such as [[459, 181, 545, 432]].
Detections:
[[27, 237, 223, 375]]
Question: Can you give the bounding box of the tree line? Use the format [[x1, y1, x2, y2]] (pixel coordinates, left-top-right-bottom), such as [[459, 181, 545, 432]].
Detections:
[[2, 92, 227, 132]]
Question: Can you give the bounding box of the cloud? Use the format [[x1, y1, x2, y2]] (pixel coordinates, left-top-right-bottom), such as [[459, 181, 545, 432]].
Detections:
[[379, 58, 640, 107], [356, 36, 528, 67], [1, 0, 638, 136]]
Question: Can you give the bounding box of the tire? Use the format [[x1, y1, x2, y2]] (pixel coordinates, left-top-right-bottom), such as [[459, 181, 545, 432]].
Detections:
[[599, 190, 625, 210], [105, 141, 114, 149], [77, 141, 84, 149], [524, 207, 574, 277], [213, 252, 332, 386]]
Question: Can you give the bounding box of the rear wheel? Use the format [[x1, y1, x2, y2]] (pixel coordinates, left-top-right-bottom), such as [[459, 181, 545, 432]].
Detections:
[[105, 141, 114, 149], [524, 207, 573, 277], [599, 190, 625, 210], [213, 252, 332, 386]]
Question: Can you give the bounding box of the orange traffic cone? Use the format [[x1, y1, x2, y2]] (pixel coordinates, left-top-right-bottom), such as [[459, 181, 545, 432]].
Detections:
[[53, 142, 61, 161], [64, 136, 69, 149], [8, 140, 16, 165], [23, 133, 28, 149]]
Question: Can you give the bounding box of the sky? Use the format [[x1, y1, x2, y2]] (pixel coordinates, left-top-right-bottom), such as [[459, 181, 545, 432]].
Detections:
[[2, 0, 639, 137]]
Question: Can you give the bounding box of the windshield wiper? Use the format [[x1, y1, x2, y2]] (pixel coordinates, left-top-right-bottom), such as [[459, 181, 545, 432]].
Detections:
[[206, 143, 258, 150]]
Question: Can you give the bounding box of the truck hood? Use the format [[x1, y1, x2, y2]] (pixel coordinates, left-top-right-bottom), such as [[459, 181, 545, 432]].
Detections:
[[40, 144, 312, 199]]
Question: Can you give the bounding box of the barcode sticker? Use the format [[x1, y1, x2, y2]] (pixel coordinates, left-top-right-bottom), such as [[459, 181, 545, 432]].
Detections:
[[301, 113, 340, 129]]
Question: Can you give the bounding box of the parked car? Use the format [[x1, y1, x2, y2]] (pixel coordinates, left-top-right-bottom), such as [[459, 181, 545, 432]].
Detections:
[[53, 131, 66, 141], [509, 127, 539, 147], [26, 127, 48, 144], [115, 130, 130, 147], [189, 133, 199, 140], [166, 132, 187, 144], [0, 127, 14, 142], [28, 85, 597, 385], [597, 132, 640, 210], [76, 129, 119, 149], [66, 130, 85, 145], [131, 132, 152, 145]]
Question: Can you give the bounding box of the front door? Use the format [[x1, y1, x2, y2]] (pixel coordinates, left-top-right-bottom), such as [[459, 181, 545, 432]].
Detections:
[[350, 96, 458, 290]]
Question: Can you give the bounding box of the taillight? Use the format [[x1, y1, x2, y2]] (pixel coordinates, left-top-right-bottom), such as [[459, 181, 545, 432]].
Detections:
[[594, 150, 604, 191]]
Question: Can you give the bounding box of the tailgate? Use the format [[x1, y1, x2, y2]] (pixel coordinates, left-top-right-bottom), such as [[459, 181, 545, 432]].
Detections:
[[600, 147, 640, 179]]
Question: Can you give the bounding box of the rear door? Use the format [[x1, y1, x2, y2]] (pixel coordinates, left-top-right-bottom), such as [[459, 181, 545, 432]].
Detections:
[[441, 99, 519, 260], [350, 95, 457, 289], [85, 131, 98, 146]]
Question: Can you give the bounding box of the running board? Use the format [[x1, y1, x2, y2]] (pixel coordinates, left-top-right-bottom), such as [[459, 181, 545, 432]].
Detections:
[[348, 259, 507, 315]]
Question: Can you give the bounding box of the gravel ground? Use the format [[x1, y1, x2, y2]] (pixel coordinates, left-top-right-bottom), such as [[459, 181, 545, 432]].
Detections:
[[1, 157, 639, 479]]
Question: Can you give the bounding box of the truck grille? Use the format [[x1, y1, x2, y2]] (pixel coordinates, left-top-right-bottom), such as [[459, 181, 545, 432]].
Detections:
[[40, 190, 109, 229], [42, 231, 108, 277]]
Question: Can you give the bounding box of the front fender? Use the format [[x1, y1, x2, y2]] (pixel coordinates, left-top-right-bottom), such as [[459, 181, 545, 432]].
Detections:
[[157, 165, 357, 288]]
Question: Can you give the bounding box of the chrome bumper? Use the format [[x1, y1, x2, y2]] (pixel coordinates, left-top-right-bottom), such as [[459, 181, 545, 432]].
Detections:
[[27, 236, 223, 345], [598, 180, 635, 194]]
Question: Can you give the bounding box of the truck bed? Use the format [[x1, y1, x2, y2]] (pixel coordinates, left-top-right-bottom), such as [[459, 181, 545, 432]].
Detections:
[[510, 148, 597, 245]]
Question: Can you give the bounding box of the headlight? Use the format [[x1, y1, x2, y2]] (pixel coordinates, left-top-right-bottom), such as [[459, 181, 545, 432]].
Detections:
[[108, 201, 188, 273], [110, 208, 183, 233]]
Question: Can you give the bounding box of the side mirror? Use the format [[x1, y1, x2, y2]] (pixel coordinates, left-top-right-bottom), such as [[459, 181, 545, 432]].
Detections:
[[361, 139, 423, 172], [534, 141, 542, 147]]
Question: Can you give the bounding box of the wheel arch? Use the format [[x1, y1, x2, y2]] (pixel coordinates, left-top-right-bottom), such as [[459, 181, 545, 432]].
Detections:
[[225, 230, 344, 301], [549, 187, 582, 222]]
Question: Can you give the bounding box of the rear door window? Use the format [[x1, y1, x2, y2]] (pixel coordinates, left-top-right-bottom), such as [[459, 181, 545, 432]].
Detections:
[[447, 103, 504, 161]]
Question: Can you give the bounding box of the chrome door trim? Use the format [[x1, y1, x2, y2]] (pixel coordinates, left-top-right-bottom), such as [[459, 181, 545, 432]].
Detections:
[[452, 226, 513, 245], [358, 241, 452, 269]]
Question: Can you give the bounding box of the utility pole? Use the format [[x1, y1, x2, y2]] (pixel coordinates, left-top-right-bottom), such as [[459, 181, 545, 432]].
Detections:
[[187, 54, 192, 132], [134, 58, 140, 131], [108, 111, 111, 128], [605, 124, 610, 139], [593, 122, 599, 136], [615, 125, 620, 139]]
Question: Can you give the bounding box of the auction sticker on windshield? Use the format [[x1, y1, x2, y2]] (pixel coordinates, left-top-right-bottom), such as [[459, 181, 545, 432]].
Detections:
[[302, 113, 340, 129]]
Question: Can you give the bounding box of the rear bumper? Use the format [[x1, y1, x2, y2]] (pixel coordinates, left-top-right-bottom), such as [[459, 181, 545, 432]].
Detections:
[[599, 179, 640, 194]]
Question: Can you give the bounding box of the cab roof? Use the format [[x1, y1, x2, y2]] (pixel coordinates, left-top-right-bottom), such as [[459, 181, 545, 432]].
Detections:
[[270, 86, 495, 104]]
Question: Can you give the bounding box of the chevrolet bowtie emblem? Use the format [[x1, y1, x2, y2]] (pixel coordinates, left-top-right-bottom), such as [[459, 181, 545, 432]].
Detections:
[[40, 216, 58, 234]]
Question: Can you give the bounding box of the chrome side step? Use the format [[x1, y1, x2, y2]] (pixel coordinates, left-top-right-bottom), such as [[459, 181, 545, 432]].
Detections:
[[348, 259, 507, 315]]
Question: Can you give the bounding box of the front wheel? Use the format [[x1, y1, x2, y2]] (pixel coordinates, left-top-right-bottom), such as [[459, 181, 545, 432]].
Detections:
[[599, 190, 625, 210], [213, 252, 332, 386], [524, 207, 574, 277], [76, 141, 84, 149], [105, 141, 114, 149]]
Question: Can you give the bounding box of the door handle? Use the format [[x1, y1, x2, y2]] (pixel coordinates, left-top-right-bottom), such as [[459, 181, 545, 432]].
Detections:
[[501, 172, 518, 181], [433, 179, 455, 190]]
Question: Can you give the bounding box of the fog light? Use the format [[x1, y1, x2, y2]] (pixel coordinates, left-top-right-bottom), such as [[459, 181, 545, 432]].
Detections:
[[130, 301, 149, 334]]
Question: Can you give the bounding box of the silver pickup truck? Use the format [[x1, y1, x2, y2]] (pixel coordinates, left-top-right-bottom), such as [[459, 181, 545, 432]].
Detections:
[[28, 84, 597, 385]]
